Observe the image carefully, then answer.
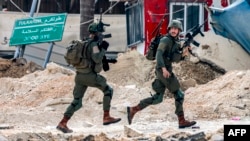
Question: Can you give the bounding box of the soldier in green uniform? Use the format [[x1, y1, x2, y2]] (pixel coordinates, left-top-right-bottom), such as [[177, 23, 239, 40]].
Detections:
[[57, 23, 121, 133], [127, 20, 196, 128]]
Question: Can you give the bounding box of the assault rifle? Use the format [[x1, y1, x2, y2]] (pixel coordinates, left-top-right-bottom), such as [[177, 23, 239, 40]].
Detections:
[[146, 14, 167, 60], [97, 8, 117, 72], [181, 23, 205, 56]]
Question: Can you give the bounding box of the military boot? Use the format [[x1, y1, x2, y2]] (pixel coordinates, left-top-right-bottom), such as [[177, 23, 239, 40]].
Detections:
[[103, 110, 121, 125], [178, 114, 196, 128], [56, 116, 73, 133], [127, 105, 141, 124]]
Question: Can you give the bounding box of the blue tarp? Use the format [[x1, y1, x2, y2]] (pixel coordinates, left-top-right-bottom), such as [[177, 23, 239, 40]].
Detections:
[[210, 0, 250, 54]]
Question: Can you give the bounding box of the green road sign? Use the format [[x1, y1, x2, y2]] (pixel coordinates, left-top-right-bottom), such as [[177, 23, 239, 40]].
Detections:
[[9, 13, 67, 46]]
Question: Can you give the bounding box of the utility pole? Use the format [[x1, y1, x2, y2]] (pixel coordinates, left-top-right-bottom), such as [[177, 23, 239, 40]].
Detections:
[[80, 0, 95, 40], [0, 0, 3, 11]]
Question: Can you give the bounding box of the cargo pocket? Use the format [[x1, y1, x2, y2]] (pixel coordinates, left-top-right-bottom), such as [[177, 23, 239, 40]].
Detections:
[[152, 79, 166, 93], [95, 74, 107, 90], [94, 63, 103, 73], [166, 74, 180, 93]]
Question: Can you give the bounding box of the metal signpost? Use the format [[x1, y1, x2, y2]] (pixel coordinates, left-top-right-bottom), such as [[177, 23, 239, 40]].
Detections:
[[10, 13, 67, 68]]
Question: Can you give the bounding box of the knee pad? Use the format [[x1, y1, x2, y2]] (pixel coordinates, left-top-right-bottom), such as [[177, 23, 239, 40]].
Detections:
[[152, 79, 165, 93], [174, 89, 184, 102], [152, 93, 164, 105], [71, 98, 82, 111], [103, 86, 113, 99]]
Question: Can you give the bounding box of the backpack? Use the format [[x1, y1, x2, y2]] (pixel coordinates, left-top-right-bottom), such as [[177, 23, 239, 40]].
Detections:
[[64, 40, 91, 67], [145, 35, 163, 60]]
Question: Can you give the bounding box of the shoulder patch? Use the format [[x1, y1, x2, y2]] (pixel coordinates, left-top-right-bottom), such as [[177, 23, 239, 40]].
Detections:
[[93, 46, 100, 53]]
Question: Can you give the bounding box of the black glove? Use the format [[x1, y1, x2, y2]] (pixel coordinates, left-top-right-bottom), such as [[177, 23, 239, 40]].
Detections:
[[99, 40, 109, 50], [102, 55, 110, 71], [106, 58, 117, 63]]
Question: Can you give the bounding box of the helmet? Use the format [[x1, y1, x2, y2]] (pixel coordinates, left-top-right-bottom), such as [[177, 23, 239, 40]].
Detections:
[[88, 23, 98, 33], [168, 20, 183, 32]]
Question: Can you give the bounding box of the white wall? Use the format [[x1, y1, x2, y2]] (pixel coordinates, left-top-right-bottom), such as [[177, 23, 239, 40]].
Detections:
[[194, 30, 250, 71]]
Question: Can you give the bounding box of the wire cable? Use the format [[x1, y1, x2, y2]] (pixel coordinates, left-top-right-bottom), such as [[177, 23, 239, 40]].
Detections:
[[10, 0, 29, 17], [9, 0, 121, 27], [77, 0, 121, 26]]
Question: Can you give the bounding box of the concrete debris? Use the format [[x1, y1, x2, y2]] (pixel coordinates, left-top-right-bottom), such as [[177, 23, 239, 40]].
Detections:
[[124, 125, 144, 138]]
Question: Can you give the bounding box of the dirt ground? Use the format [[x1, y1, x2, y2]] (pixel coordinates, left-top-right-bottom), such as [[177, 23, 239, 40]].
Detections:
[[0, 50, 249, 141]]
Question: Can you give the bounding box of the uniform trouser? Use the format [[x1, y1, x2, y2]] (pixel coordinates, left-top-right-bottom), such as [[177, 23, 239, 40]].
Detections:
[[139, 69, 184, 116], [64, 71, 113, 118]]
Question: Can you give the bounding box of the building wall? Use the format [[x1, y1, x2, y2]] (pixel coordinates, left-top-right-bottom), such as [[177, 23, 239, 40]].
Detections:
[[5, 0, 125, 14], [0, 12, 127, 66]]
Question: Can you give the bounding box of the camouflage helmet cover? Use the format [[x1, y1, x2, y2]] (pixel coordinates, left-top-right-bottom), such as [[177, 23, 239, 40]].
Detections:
[[88, 23, 98, 33], [168, 20, 183, 32]]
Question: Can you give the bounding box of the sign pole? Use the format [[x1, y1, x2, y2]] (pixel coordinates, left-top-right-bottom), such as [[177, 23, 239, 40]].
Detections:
[[43, 42, 54, 68], [14, 0, 38, 58]]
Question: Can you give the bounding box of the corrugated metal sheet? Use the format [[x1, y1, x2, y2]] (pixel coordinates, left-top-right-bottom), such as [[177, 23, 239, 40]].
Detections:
[[23, 43, 121, 68], [23, 43, 67, 67]]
